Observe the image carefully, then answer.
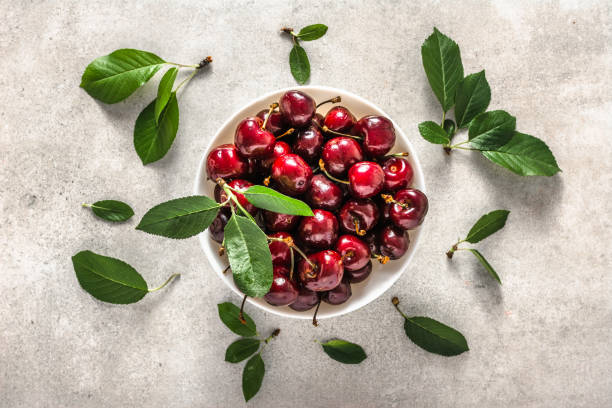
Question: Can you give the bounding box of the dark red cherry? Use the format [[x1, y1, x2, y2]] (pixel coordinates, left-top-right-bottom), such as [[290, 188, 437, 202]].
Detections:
[[214, 179, 257, 215], [339, 198, 380, 235], [268, 232, 292, 267], [381, 157, 414, 191], [348, 161, 385, 199], [209, 208, 230, 243], [321, 137, 364, 177], [364, 231, 380, 255], [261, 141, 291, 171], [298, 250, 344, 292], [377, 196, 393, 224], [234, 117, 276, 159], [322, 279, 352, 305], [271, 154, 313, 196], [312, 113, 325, 129], [389, 188, 429, 230], [345, 260, 372, 283], [293, 125, 324, 163], [335, 235, 370, 271], [279, 90, 316, 128], [289, 286, 319, 311], [206, 144, 248, 181], [297, 209, 339, 249], [378, 225, 409, 259], [264, 266, 299, 306], [263, 210, 301, 232], [256, 109, 286, 135], [353, 115, 396, 157], [323, 106, 356, 133], [306, 174, 344, 211]]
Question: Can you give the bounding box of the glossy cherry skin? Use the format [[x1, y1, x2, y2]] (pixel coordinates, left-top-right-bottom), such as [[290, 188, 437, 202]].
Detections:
[[312, 113, 325, 129], [378, 225, 409, 259], [268, 232, 292, 267], [289, 286, 319, 311], [256, 109, 286, 135], [206, 144, 248, 181], [209, 208, 230, 243], [297, 209, 339, 249], [264, 266, 299, 306], [335, 234, 370, 271], [261, 141, 291, 171], [306, 174, 344, 211], [378, 196, 393, 224], [381, 157, 414, 191], [321, 137, 364, 177], [353, 115, 396, 157], [234, 116, 276, 159], [345, 260, 372, 283], [279, 90, 316, 128], [389, 188, 429, 230], [293, 125, 324, 163], [298, 250, 344, 292], [324, 106, 356, 133], [263, 210, 301, 232], [339, 198, 380, 235], [271, 154, 313, 196], [364, 231, 380, 255], [322, 279, 352, 305], [348, 161, 385, 199], [214, 179, 257, 215]]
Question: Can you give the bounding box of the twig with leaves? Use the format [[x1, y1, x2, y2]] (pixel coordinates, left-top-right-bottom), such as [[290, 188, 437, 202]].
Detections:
[[281, 24, 328, 84]]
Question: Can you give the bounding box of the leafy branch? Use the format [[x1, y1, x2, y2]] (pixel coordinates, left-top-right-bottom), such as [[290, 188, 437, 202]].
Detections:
[[281, 24, 328, 84]]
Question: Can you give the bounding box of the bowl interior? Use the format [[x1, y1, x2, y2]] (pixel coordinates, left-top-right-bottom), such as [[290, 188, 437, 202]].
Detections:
[[194, 86, 425, 319]]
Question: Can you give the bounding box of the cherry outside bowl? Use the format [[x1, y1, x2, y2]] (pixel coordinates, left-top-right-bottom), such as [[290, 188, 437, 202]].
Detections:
[[194, 86, 425, 320]]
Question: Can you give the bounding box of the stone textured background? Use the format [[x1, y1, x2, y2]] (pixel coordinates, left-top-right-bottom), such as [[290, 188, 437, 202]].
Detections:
[[1, 1, 611, 407]]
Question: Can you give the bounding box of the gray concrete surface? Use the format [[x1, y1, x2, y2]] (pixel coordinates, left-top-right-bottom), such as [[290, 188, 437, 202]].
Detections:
[[1, 1, 611, 407]]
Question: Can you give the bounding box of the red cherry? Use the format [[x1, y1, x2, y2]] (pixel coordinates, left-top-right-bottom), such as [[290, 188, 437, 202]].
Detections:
[[264, 266, 299, 306], [322, 279, 352, 305], [345, 260, 372, 283], [271, 154, 313, 196], [214, 179, 257, 215], [298, 250, 344, 292], [234, 116, 276, 159], [381, 157, 414, 191], [339, 198, 380, 235], [279, 90, 316, 128], [321, 137, 364, 177], [312, 112, 325, 129], [378, 225, 409, 259], [388, 188, 429, 230], [268, 232, 292, 267], [306, 174, 344, 211], [261, 141, 292, 171], [256, 109, 287, 135], [353, 115, 396, 157], [209, 208, 230, 243], [293, 125, 324, 163], [206, 144, 248, 181], [348, 161, 385, 199], [289, 286, 319, 311], [263, 210, 301, 232], [335, 234, 371, 271], [297, 209, 339, 249], [323, 106, 356, 133]]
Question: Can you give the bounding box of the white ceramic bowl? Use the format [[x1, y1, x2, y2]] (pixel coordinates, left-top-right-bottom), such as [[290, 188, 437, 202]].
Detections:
[[194, 86, 425, 320]]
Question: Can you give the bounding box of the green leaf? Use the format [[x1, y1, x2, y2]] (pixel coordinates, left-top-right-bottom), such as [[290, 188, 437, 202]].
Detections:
[[320, 339, 367, 364], [468, 110, 516, 150], [224, 215, 273, 297], [454, 70, 491, 128], [468, 249, 502, 284], [80, 49, 165, 104], [465, 209, 510, 243], [481, 132, 561, 176], [289, 45, 310, 85], [72, 250, 148, 304], [84, 200, 134, 222], [421, 28, 464, 112], [418, 121, 450, 145], [155, 67, 178, 124], [225, 339, 261, 363], [242, 354, 265, 402], [243, 185, 313, 216], [403, 316, 469, 356], [297, 24, 328, 41], [134, 93, 180, 165], [136, 196, 220, 239], [217, 302, 257, 337]]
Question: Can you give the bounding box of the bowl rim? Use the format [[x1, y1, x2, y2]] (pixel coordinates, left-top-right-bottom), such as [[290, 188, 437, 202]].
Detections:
[[193, 85, 426, 320]]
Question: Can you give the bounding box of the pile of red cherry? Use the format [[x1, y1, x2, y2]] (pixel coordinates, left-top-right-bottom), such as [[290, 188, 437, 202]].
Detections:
[[206, 90, 428, 315]]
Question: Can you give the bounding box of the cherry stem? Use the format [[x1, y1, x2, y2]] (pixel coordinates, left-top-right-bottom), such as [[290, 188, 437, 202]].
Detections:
[[264, 328, 281, 344], [312, 296, 322, 327], [220, 181, 256, 223], [289, 248, 295, 281], [321, 125, 362, 140], [372, 254, 390, 264], [318, 159, 349, 185], [276, 128, 295, 140], [261, 102, 279, 130], [391, 296, 409, 320], [222, 265, 231, 274], [390, 152, 410, 157], [269, 236, 316, 269], [316, 96, 341, 108], [446, 241, 466, 259], [239, 294, 248, 324], [353, 218, 366, 236], [148, 273, 180, 292], [381, 193, 411, 210]]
